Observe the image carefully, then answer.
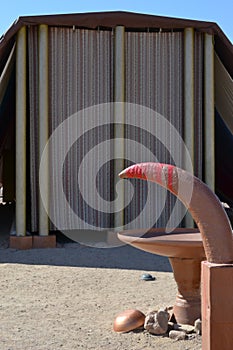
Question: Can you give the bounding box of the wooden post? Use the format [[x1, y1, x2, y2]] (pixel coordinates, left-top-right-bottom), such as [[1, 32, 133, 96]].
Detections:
[[114, 26, 125, 229], [38, 24, 49, 236], [12, 26, 33, 249], [35, 24, 56, 248], [184, 28, 195, 227], [15, 26, 27, 237], [204, 33, 215, 191]]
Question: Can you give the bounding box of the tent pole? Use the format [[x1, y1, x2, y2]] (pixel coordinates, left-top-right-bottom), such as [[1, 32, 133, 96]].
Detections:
[[38, 24, 49, 236], [184, 28, 195, 227], [114, 26, 125, 230], [204, 33, 215, 191], [15, 26, 27, 236], [0, 44, 15, 105]]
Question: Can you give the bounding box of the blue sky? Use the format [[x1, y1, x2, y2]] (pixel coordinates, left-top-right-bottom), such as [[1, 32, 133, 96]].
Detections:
[[0, 0, 232, 43]]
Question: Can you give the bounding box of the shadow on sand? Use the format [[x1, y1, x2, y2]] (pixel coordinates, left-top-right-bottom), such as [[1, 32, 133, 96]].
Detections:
[[0, 203, 172, 272], [0, 243, 172, 272]]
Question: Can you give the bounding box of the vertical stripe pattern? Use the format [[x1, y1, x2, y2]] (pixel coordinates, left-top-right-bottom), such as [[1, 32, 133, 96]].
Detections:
[[48, 27, 114, 230], [124, 31, 184, 228], [28, 26, 204, 232]]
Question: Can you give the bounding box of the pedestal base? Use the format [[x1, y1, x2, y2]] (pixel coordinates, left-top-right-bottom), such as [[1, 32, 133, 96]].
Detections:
[[202, 261, 233, 350], [169, 257, 203, 325], [173, 297, 201, 326], [32, 235, 56, 248], [10, 235, 33, 250]]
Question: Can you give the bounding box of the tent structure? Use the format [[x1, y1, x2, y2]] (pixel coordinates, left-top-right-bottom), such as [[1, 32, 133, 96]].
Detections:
[[0, 11, 232, 248]]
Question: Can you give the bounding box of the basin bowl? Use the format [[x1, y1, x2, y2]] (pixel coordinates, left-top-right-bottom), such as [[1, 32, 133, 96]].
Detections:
[[117, 228, 205, 259], [117, 228, 206, 325]]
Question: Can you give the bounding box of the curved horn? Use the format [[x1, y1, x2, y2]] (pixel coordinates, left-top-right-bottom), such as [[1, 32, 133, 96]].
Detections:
[[119, 162, 233, 264]]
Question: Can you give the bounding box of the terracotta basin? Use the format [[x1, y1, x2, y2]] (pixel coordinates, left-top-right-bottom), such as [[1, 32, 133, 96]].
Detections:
[[117, 228, 205, 259], [117, 228, 206, 325]]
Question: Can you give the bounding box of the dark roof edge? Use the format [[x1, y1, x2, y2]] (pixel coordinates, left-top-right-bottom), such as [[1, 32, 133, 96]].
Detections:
[[0, 11, 232, 76]]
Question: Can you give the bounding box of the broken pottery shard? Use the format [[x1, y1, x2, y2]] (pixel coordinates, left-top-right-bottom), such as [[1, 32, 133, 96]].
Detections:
[[144, 309, 169, 335], [169, 330, 186, 340], [113, 309, 145, 332]]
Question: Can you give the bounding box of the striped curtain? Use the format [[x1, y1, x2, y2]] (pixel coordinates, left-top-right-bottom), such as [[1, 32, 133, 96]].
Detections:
[[124, 31, 184, 228], [48, 27, 114, 231], [28, 27, 204, 232]]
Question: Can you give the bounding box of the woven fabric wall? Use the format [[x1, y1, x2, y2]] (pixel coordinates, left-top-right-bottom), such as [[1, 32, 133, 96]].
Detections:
[[124, 31, 184, 228], [28, 27, 203, 232], [48, 27, 114, 231]]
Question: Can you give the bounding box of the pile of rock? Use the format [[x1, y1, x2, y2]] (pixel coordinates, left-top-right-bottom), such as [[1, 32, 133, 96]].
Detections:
[[113, 306, 202, 341], [144, 308, 201, 340]]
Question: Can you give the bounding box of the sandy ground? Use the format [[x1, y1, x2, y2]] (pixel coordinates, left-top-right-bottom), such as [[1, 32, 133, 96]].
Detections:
[[0, 233, 202, 350]]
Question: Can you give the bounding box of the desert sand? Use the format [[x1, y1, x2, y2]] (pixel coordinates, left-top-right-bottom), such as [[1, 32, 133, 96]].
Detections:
[[0, 233, 202, 350]]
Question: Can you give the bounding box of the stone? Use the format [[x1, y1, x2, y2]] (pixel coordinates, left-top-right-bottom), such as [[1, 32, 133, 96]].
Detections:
[[140, 273, 155, 281], [173, 323, 195, 334], [166, 306, 174, 320], [169, 330, 186, 340], [167, 321, 175, 332], [186, 333, 197, 340], [144, 309, 169, 335], [194, 318, 202, 335]]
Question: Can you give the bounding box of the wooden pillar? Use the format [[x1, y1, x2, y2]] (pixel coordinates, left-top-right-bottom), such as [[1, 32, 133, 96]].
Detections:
[[114, 26, 125, 229], [34, 24, 56, 248], [38, 24, 49, 236], [15, 26, 27, 237], [204, 33, 215, 191], [11, 26, 33, 249], [184, 28, 195, 227], [0, 44, 15, 105]]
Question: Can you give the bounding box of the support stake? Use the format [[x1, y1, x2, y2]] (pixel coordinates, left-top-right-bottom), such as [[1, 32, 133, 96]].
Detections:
[[16, 26, 27, 237]]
